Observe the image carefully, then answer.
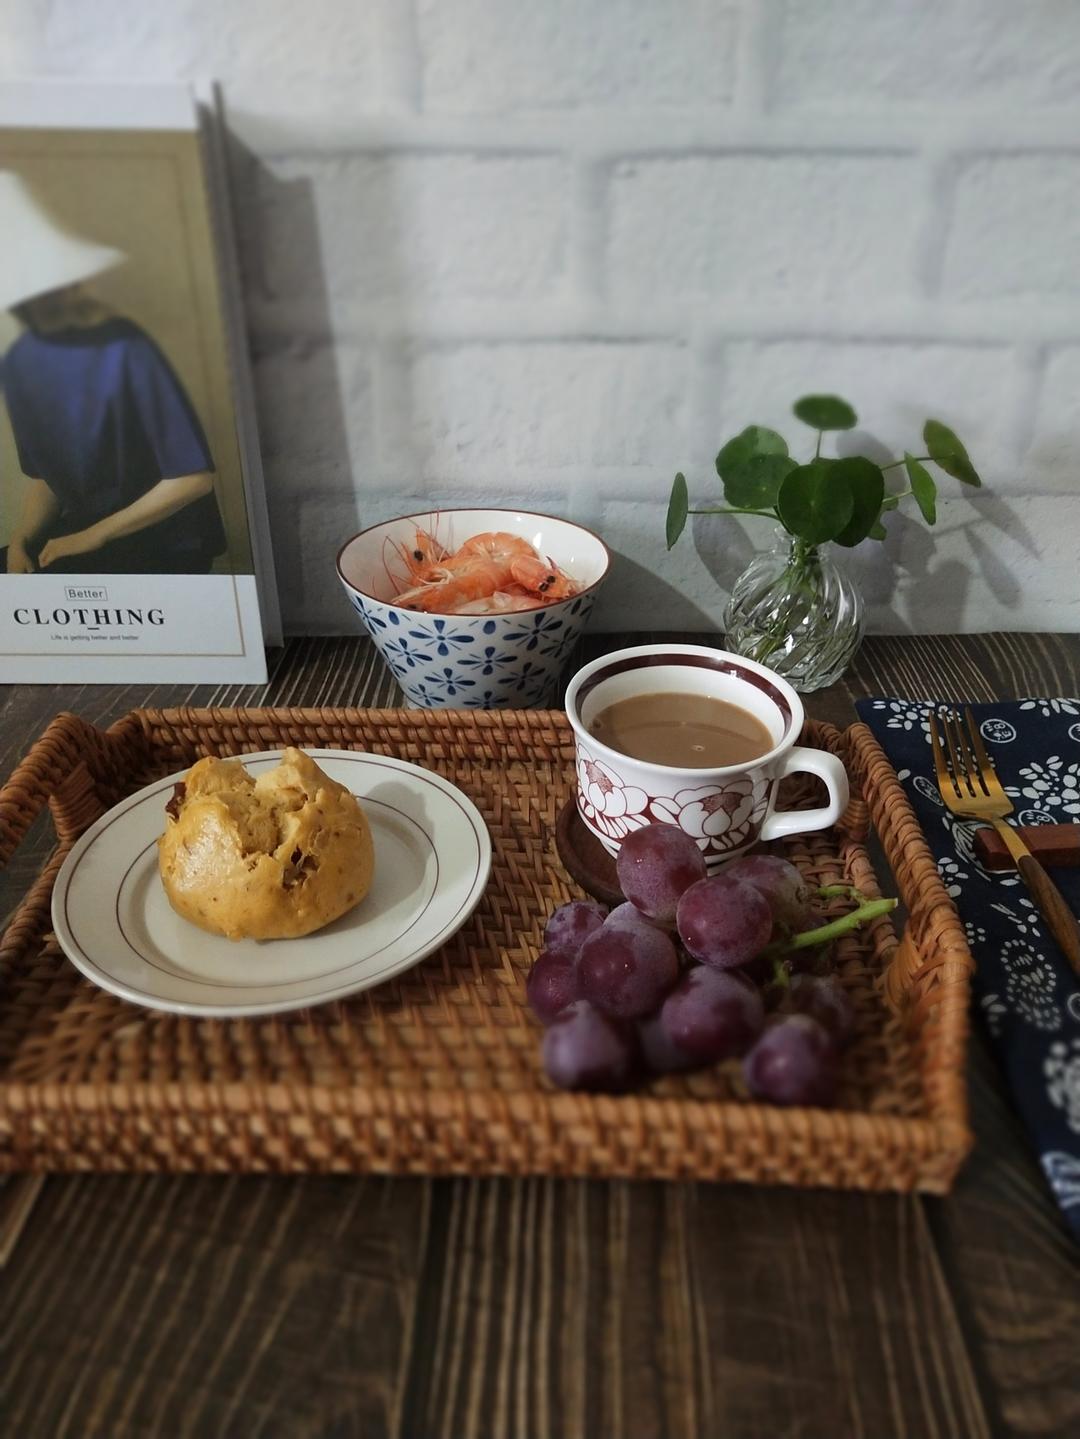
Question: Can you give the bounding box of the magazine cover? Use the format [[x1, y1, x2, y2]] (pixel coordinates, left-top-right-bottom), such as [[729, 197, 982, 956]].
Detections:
[[0, 83, 277, 682]]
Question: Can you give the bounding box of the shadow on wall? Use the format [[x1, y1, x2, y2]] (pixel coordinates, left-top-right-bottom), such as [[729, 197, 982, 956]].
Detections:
[[225, 129, 359, 634], [593, 547, 716, 632], [678, 427, 1036, 635]]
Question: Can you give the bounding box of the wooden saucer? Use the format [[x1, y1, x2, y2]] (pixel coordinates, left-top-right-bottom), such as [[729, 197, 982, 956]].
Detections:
[[554, 799, 625, 908]]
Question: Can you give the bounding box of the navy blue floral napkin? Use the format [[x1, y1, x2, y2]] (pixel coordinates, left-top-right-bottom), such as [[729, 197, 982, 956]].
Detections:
[[856, 697, 1080, 1236]]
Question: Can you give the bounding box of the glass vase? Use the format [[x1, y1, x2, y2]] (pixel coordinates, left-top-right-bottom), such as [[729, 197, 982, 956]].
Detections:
[[722, 531, 865, 692]]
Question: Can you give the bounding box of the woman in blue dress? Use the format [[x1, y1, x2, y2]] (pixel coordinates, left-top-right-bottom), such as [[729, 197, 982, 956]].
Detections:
[[1, 170, 226, 575]]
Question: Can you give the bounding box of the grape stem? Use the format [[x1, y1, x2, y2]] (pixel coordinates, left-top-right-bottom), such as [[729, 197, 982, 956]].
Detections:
[[768, 896, 898, 956], [815, 884, 864, 902]]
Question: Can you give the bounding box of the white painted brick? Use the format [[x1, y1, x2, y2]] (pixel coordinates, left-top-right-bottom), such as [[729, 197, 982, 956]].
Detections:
[[252, 342, 373, 480], [388, 341, 689, 479], [417, 0, 739, 113], [1025, 347, 1080, 495], [712, 340, 1024, 492], [246, 154, 567, 304], [941, 155, 1080, 301], [774, 0, 1080, 107], [8, 0, 383, 94], [606, 155, 922, 303]]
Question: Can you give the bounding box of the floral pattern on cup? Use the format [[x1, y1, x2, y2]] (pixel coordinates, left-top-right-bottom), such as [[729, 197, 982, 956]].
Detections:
[[649, 774, 771, 856], [576, 750, 651, 840]]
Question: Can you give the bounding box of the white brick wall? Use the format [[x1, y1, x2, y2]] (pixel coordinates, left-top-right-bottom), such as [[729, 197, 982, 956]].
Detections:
[[5, 0, 1080, 637]]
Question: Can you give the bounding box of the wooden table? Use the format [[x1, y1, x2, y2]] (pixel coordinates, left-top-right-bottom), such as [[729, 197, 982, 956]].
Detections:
[[2, 633, 1079, 1439]]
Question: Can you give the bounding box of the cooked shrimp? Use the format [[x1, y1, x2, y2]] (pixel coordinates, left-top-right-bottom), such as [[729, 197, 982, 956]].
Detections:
[[510, 553, 578, 601], [457, 531, 538, 564], [394, 556, 509, 612], [383, 525, 582, 614]]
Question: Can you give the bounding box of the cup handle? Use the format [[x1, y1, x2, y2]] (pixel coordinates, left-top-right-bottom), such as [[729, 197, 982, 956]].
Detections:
[[758, 746, 849, 843]]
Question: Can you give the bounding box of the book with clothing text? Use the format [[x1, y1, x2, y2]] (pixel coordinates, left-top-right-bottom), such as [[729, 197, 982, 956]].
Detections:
[[0, 81, 279, 682]]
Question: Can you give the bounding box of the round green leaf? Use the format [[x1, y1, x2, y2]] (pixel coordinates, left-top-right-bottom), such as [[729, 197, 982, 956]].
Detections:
[[723, 453, 796, 509], [832, 457, 885, 547], [716, 425, 788, 480], [923, 419, 981, 486], [666, 472, 689, 549], [904, 452, 937, 525], [793, 394, 858, 431], [777, 460, 854, 545]]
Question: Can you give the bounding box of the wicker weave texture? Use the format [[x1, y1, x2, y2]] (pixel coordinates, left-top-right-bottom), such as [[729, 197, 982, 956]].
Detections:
[[0, 707, 973, 1188]]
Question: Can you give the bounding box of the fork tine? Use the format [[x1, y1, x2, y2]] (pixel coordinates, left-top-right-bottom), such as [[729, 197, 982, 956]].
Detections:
[[928, 711, 961, 799], [938, 708, 978, 798], [963, 706, 1007, 798], [947, 707, 990, 798]]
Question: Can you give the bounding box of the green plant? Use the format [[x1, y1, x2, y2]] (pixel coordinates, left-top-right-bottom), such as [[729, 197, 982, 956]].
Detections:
[[665, 394, 983, 552]]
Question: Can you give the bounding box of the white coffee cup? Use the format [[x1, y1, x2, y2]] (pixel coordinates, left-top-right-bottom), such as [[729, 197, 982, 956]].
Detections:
[[564, 643, 848, 867]]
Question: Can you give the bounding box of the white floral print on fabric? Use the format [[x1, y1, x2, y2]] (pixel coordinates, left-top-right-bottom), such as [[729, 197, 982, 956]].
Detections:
[[576, 752, 650, 841], [1001, 942, 1062, 1032], [980, 993, 1007, 1037], [1019, 698, 1080, 718], [936, 855, 968, 898], [980, 717, 1018, 744], [1069, 723, 1080, 744], [871, 699, 933, 740], [990, 897, 1042, 939], [1041, 1151, 1080, 1210], [1045, 1039, 1080, 1134], [913, 774, 944, 805], [1006, 757, 1080, 816], [650, 774, 770, 854], [1017, 809, 1058, 827]]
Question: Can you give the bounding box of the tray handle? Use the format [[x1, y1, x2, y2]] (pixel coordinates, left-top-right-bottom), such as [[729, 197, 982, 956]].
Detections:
[[0, 711, 141, 865]]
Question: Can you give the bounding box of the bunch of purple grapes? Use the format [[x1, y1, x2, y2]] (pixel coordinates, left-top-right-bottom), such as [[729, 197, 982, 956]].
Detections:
[[528, 823, 856, 1107]]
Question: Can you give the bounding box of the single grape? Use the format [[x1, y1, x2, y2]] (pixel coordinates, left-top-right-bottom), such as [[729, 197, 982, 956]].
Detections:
[[676, 875, 773, 969], [544, 900, 607, 960], [787, 973, 856, 1048], [742, 1014, 837, 1106], [526, 949, 581, 1025], [725, 854, 812, 932], [638, 1011, 702, 1074], [541, 1000, 639, 1092], [605, 900, 667, 933], [659, 966, 764, 1063], [615, 822, 707, 924], [578, 923, 679, 1018]]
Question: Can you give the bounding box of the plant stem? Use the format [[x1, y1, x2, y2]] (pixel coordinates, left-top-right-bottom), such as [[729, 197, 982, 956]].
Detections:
[[815, 430, 822, 459], [765, 896, 897, 956], [688, 505, 779, 520], [741, 535, 819, 665], [815, 884, 861, 901], [881, 456, 931, 472]]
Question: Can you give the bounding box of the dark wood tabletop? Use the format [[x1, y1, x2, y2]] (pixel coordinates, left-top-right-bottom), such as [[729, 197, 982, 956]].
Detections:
[[2, 632, 1079, 1439]]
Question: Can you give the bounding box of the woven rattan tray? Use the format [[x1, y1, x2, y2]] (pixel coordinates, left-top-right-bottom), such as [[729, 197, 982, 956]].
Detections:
[[0, 707, 973, 1189]]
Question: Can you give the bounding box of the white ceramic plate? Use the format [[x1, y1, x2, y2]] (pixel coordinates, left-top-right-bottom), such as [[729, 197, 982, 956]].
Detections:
[[51, 749, 492, 1018]]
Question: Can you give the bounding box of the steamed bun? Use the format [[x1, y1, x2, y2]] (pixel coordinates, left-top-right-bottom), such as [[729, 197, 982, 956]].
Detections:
[[157, 747, 374, 940]]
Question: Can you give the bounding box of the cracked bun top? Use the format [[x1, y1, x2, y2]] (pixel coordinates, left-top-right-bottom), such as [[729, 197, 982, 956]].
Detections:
[[157, 747, 375, 941]]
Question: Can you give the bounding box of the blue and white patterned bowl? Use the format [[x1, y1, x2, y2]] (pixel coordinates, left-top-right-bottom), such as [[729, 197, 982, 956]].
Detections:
[[336, 508, 611, 709]]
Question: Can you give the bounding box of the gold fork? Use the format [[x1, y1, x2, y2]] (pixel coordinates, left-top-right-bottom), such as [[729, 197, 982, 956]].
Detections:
[[929, 707, 1080, 976]]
